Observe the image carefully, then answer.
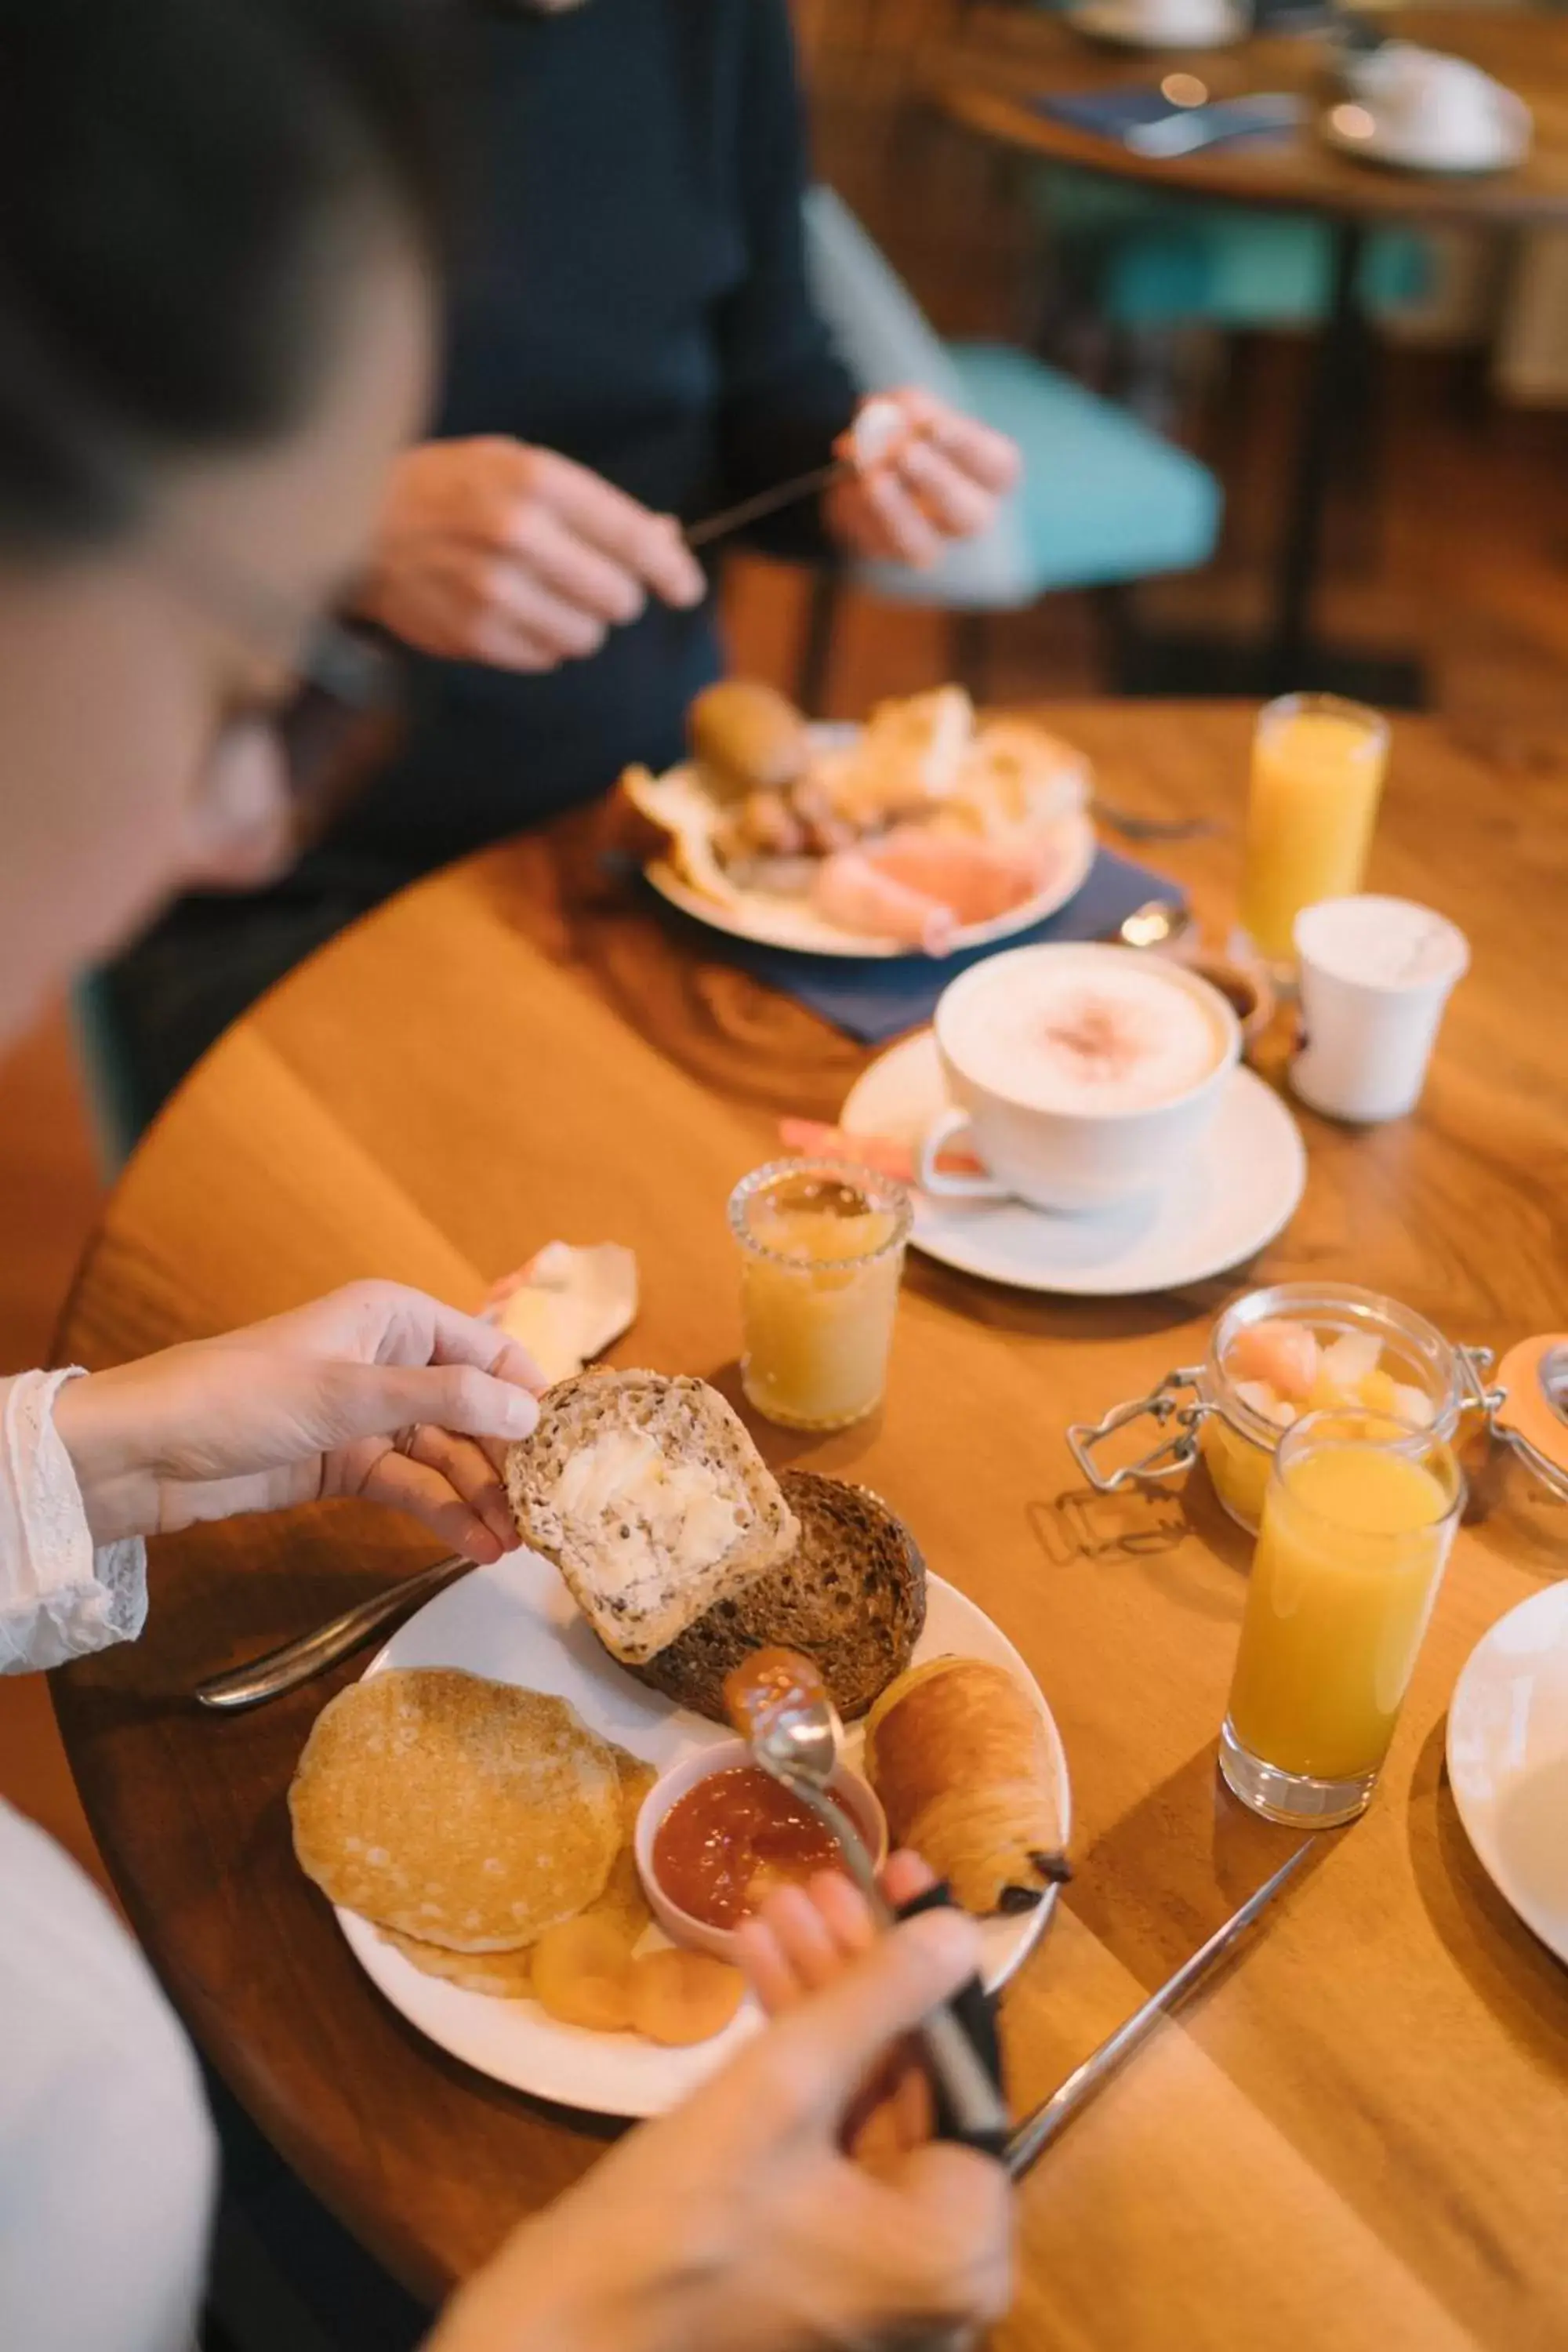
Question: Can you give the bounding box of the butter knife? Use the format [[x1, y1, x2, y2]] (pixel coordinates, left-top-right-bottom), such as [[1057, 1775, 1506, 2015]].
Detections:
[[1006, 1841, 1313, 2177], [193, 1552, 470, 1711]]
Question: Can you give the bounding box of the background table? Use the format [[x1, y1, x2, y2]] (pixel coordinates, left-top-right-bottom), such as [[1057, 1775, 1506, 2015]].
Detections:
[[924, 7, 1568, 698], [55, 706, 1568, 2348]]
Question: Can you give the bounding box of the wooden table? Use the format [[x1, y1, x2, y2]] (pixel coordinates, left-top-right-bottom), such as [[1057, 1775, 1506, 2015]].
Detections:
[[924, 6, 1568, 700], [54, 705, 1568, 2348]]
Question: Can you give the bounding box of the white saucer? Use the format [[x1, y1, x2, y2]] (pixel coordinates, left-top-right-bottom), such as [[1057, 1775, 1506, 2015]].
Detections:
[[1067, 0, 1247, 50], [1320, 93, 1530, 178], [840, 1030, 1305, 1298], [1447, 1583, 1568, 1969]]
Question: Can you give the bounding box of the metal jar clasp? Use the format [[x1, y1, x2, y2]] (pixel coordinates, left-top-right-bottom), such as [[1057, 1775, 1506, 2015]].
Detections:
[[1066, 1367, 1216, 1492]]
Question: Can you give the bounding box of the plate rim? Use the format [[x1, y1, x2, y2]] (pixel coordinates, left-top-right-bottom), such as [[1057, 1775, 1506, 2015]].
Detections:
[[842, 1029, 1306, 1298], [641, 720, 1098, 960], [646, 814, 1097, 962], [1446, 1580, 1568, 1967], [330, 1556, 1072, 2117]]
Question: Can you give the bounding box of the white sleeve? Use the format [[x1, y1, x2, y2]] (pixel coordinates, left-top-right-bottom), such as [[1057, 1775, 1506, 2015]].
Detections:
[[0, 1800, 216, 2352], [0, 1369, 147, 1675]]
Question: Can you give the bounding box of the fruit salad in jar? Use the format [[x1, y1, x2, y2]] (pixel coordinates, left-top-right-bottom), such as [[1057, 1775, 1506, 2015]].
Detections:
[[1197, 1283, 1468, 1534]]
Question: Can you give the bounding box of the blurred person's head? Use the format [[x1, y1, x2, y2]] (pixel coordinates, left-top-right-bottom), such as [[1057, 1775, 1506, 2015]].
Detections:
[[0, 0, 445, 1047]]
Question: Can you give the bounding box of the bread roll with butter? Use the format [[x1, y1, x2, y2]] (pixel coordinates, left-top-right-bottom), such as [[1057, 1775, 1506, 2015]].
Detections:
[[688, 680, 811, 800], [863, 1656, 1065, 1917], [627, 1471, 924, 1724], [505, 1371, 798, 1665]]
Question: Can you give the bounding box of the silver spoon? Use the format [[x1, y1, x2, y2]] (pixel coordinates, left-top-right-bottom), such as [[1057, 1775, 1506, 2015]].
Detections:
[[1106, 897, 1195, 952], [744, 1678, 1013, 2152], [194, 1552, 470, 1711]]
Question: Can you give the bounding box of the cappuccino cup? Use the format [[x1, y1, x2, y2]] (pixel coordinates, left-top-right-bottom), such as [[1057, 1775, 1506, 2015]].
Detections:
[[918, 942, 1240, 1214]]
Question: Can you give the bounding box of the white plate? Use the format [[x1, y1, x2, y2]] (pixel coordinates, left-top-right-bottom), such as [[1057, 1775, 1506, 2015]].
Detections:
[[1447, 1583, 1568, 1968], [1319, 95, 1530, 178], [336, 1548, 1071, 2118], [1067, 0, 1247, 50], [842, 1029, 1306, 1298], [644, 724, 1098, 960]]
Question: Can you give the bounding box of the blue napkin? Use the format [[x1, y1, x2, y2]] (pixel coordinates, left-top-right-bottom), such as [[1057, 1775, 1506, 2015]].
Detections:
[[641, 845, 1185, 1046]]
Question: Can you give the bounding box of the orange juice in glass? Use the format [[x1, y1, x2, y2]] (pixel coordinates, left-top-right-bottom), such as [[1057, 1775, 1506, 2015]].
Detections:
[[729, 1159, 910, 1431], [1219, 1409, 1463, 1828], [1240, 694, 1390, 969]]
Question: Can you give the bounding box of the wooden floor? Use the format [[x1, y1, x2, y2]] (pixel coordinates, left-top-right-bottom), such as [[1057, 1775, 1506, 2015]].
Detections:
[[2, 163, 1566, 1897]]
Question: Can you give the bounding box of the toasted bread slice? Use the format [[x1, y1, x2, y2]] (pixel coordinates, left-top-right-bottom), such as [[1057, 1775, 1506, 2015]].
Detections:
[[626, 1471, 926, 1725], [505, 1371, 798, 1666]]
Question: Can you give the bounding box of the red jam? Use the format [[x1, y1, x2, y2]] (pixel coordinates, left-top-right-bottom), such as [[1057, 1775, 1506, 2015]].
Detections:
[[652, 1764, 847, 1929]]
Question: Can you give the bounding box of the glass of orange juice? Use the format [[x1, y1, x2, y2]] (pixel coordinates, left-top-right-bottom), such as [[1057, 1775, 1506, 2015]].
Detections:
[[1219, 1408, 1463, 1828], [729, 1159, 910, 1431], [1239, 693, 1391, 972]]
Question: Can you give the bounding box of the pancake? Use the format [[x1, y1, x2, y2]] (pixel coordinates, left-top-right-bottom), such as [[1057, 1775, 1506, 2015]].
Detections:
[[289, 1667, 621, 1952], [372, 1745, 656, 1996]]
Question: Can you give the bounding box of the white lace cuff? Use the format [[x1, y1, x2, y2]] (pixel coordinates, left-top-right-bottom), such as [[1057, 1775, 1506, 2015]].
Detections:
[[0, 1369, 147, 1675]]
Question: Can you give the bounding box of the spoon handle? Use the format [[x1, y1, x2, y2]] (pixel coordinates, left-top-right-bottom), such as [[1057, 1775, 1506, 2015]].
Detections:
[[779, 1769, 1011, 2154], [193, 1554, 471, 1711]]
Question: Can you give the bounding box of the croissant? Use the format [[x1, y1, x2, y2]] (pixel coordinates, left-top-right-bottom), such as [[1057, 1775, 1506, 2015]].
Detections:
[[862, 1656, 1069, 1917]]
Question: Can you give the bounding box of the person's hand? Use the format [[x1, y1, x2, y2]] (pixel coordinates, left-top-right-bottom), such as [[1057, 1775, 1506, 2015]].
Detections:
[[426, 1907, 1014, 2352], [823, 388, 1021, 571], [52, 1280, 544, 1559], [739, 1849, 945, 2165], [359, 437, 706, 670]]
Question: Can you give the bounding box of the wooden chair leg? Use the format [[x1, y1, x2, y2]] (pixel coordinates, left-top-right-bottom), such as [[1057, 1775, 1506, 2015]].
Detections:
[[1092, 582, 1139, 695], [797, 570, 841, 716]]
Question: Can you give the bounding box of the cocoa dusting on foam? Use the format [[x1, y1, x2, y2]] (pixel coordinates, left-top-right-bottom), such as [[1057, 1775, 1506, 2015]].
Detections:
[[1035, 992, 1152, 1089]]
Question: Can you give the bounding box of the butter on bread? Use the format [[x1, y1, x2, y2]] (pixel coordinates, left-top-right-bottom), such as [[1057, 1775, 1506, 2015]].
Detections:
[[626, 1470, 925, 1725], [506, 1370, 799, 1665]]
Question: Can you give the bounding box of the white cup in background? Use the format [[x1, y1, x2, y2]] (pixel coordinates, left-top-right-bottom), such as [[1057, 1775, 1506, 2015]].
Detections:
[[917, 942, 1240, 1215], [1122, 0, 1238, 40], [1363, 45, 1514, 169], [1291, 895, 1468, 1124]]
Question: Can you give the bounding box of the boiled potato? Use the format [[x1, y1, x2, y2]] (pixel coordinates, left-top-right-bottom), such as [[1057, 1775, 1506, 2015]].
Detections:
[[532, 1915, 636, 2033], [688, 681, 810, 800], [627, 1949, 746, 2047]]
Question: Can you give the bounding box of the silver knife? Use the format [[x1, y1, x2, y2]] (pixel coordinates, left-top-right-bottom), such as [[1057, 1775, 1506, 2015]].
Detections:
[[684, 459, 852, 550], [1005, 1841, 1314, 2177], [1126, 94, 1304, 160]]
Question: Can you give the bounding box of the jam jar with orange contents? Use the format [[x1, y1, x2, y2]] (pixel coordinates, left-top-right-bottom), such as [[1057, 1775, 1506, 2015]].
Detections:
[[652, 1765, 849, 1930], [1068, 1282, 1495, 1537]]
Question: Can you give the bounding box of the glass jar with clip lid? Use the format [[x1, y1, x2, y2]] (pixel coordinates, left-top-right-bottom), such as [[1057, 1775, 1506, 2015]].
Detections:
[[1066, 1280, 1512, 1537]]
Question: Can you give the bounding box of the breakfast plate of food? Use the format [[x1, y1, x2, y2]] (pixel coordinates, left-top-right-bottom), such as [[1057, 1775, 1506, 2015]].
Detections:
[[289, 1373, 1070, 2118], [620, 680, 1098, 959]]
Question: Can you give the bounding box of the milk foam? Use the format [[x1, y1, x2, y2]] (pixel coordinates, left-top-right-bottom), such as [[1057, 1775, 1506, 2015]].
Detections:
[[947, 958, 1221, 1112]]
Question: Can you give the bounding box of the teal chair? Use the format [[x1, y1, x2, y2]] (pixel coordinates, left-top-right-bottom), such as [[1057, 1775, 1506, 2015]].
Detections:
[[1030, 168, 1431, 336], [70, 971, 153, 1176], [800, 186, 1221, 699]]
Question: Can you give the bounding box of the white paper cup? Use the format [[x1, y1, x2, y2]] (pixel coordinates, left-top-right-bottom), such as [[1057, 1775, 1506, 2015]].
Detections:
[[1291, 895, 1468, 1123]]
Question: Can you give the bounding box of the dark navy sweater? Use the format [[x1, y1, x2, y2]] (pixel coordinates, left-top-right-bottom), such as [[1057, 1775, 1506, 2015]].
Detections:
[[321, 0, 857, 884]]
